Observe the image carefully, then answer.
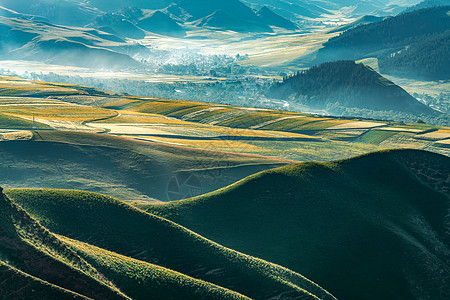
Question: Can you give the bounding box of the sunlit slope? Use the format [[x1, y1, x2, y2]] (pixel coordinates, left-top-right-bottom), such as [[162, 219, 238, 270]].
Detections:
[[0, 131, 289, 202], [0, 261, 89, 300], [60, 237, 249, 300], [0, 191, 128, 299], [143, 149, 450, 300], [0, 191, 254, 299], [6, 189, 337, 300]]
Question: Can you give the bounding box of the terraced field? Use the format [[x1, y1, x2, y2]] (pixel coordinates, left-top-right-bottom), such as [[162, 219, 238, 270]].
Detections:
[[1, 76, 449, 162]]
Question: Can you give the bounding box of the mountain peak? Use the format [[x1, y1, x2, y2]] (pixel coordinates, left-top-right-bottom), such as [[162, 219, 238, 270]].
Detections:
[[256, 6, 298, 30]]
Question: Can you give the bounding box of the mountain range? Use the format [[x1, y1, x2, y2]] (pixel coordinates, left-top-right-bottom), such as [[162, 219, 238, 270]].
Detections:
[[313, 6, 450, 80]]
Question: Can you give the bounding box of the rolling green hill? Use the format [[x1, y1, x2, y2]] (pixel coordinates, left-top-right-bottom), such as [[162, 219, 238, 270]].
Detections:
[[0, 190, 129, 299], [142, 149, 450, 300], [5, 188, 336, 300], [0, 188, 258, 299]]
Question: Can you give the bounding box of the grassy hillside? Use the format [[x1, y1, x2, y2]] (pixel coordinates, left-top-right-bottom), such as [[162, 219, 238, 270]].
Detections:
[[0, 190, 128, 299], [142, 149, 450, 300], [60, 237, 248, 300], [6, 188, 336, 300], [0, 131, 289, 202], [0, 189, 257, 299], [0, 261, 93, 299]]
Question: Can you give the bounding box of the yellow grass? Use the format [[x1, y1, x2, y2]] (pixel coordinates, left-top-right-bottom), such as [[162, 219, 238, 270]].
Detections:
[[299, 119, 355, 130], [1, 106, 116, 122], [327, 121, 385, 130], [94, 114, 203, 125], [101, 98, 142, 108], [147, 137, 265, 152], [202, 127, 278, 138], [265, 130, 318, 139]]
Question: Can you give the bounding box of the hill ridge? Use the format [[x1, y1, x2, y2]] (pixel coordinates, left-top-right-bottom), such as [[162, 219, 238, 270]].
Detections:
[[142, 148, 450, 300], [6, 188, 337, 300]]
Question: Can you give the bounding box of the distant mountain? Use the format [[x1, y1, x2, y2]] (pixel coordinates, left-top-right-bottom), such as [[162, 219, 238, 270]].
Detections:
[[9, 38, 141, 70], [194, 9, 272, 33], [87, 0, 172, 12], [243, 0, 328, 19], [0, 0, 100, 26], [268, 61, 435, 116], [256, 6, 299, 30], [143, 149, 450, 300], [175, 0, 272, 32], [314, 6, 450, 79], [138, 11, 186, 37], [92, 13, 146, 39], [378, 30, 450, 80], [0, 14, 144, 69], [328, 15, 385, 33], [403, 0, 450, 13], [0, 5, 50, 22]]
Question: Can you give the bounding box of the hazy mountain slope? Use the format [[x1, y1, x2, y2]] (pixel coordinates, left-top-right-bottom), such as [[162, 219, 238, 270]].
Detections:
[[328, 15, 385, 33], [138, 11, 186, 37], [176, 0, 272, 32], [87, 0, 172, 12], [194, 10, 272, 33], [242, 0, 328, 19], [92, 13, 146, 39], [0, 5, 50, 22], [256, 6, 299, 30], [403, 0, 450, 13], [0, 131, 289, 202], [314, 6, 450, 66], [10, 38, 141, 69], [143, 149, 450, 300], [269, 60, 435, 115], [0, 15, 144, 69], [7, 189, 337, 300], [378, 30, 450, 80], [0, 0, 99, 26]]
